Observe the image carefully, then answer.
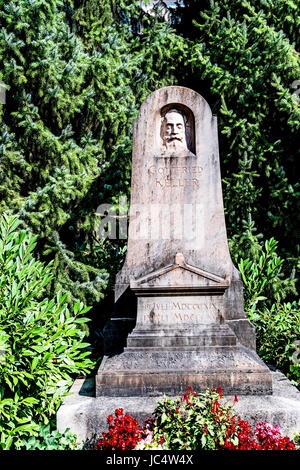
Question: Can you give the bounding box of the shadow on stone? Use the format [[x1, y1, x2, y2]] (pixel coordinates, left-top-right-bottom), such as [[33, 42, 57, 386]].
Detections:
[[79, 377, 94, 397], [102, 287, 137, 356]]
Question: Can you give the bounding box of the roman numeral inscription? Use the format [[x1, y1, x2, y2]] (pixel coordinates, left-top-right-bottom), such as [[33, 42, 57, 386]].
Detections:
[[138, 296, 221, 325]]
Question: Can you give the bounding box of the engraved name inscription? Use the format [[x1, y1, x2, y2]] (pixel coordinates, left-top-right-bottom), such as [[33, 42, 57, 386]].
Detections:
[[148, 165, 203, 189]]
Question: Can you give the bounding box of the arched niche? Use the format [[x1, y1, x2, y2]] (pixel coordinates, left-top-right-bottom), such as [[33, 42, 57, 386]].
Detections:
[[156, 103, 196, 157]]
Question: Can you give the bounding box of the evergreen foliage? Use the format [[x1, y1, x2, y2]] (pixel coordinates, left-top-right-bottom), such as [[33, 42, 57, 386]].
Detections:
[[0, 1, 299, 363], [0, 0, 180, 315], [176, 0, 300, 256]]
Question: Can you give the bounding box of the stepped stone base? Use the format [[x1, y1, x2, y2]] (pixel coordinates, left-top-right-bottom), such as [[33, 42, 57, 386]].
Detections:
[[96, 324, 272, 396], [57, 371, 300, 442], [96, 347, 272, 397]]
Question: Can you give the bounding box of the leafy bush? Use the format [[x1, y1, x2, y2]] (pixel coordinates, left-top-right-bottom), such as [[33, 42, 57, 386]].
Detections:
[[248, 301, 300, 385], [238, 238, 299, 386], [151, 387, 240, 450], [238, 238, 296, 312], [15, 425, 79, 450], [0, 215, 94, 449]]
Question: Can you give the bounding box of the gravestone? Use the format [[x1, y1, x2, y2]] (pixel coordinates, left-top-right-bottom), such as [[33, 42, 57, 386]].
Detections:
[[96, 86, 272, 396]]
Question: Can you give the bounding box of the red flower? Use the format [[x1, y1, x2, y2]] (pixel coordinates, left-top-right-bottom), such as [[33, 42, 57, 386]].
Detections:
[[107, 414, 113, 424], [97, 409, 145, 451], [183, 387, 197, 405], [216, 387, 223, 399], [211, 399, 220, 414]]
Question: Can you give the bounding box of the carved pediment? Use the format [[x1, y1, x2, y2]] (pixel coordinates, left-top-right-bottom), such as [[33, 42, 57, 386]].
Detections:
[[130, 253, 230, 296]]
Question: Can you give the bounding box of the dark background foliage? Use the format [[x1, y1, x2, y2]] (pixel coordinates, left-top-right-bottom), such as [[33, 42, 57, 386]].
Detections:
[[0, 0, 299, 356]]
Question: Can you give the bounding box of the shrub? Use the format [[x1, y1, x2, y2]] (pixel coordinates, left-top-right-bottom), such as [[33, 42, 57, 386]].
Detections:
[[223, 420, 297, 450], [0, 215, 94, 449], [151, 387, 241, 450], [294, 431, 300, 449], [248, 301, 300, 386], [238, 238, 299, 386], [15, 425, 79, 450], [134, 418, 168, 450], [238, 238, 296, 313]]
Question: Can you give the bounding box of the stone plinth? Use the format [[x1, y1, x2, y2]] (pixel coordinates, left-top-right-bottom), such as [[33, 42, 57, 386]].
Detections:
[[96, 347, 272, 397], [57, 372, 300, 443]]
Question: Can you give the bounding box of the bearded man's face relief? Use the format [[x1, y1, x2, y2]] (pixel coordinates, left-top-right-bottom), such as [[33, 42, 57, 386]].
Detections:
[[161, 110, 188, 155]]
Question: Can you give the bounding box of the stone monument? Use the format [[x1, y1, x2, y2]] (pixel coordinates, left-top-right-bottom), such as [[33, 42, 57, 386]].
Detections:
[[96, 86, 272, 397]]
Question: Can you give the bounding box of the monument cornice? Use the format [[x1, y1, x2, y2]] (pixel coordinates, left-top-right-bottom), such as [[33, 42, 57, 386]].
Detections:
[[129, 253, 230, 296]]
